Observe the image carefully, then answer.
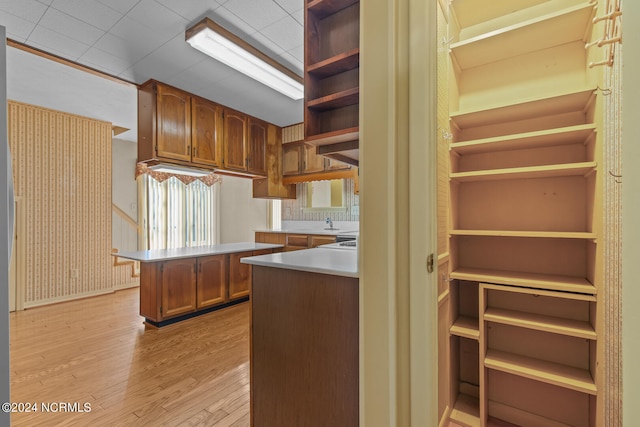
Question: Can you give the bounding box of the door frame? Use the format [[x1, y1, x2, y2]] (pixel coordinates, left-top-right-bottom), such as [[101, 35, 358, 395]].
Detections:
[[9, 197, 24, 312], [360, 0, 438, 425]]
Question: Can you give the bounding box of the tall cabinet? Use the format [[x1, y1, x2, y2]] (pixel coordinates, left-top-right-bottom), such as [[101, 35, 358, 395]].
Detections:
[[303, 0, 360, 166], [440, 1, 605, 426]]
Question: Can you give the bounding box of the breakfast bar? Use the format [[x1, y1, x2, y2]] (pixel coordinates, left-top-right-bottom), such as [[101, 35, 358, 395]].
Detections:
[[241, 247, 359, 426], [115, 242, 283, 327]]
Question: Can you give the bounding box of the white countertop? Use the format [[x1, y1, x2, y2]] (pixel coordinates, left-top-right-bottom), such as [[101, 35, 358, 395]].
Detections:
[[113, 242, 283, 263], [241, 247, 358, 278], [254, 228, 358, 236]]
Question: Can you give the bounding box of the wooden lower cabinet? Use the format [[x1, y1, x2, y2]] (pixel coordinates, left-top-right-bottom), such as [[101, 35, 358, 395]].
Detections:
[[161, 258, 197, 319], [256, 232, 336, 252], [229, 249, 273, 300], [196, 254, 227, 309], [140, 249, 276, 325]]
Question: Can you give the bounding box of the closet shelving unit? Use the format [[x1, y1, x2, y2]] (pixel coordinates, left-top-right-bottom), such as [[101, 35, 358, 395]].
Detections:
[[304, 0, 360, 166], [444, 0, 603, 426]]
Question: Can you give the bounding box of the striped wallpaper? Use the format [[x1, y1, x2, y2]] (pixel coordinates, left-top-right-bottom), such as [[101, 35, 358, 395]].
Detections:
[[8, 101, 125, 307]]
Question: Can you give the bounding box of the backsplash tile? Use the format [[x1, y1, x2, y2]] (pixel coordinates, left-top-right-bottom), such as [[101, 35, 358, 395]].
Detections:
[[282, 178, 359, 222]]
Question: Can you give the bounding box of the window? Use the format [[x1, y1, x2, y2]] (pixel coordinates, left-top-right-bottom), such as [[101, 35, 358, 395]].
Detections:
[[138, 175, 220, 250]]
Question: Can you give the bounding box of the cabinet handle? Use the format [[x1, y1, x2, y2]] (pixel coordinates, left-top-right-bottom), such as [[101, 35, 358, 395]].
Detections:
[[193, 146, 197, 157], [187, 145, 191, 156]]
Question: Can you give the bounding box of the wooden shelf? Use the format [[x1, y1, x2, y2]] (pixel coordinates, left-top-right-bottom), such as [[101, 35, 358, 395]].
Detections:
[[450, 89, 595, 130], [449, 393, 481, 427], [450, 316, 480, 340], [484, 307, 596, 340], [307, 48, 360, 77], [307, 0, 359, 18], [484, 349, 597, 395], [450, 230, 596, 240], [307, 87, 359, 111], [306, 127, 359, 146], [450, 124, 597, 155], [450, 162, 596, 182], [450, 3, 595, 70], [450, 267, 596, 295]]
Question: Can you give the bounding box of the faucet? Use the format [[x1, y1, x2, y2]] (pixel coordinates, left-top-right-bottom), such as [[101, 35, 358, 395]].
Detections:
[[325, 217, 334, 229]]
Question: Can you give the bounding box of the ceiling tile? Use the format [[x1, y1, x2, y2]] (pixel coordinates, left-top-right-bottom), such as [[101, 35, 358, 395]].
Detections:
[[28, 24, 92, 59], [223, 0, 287, 31], [0, 11, 37, 41], [250, 31, 286, 57], [260, 14, 302, 52], [125, 0, 188, 33], [92, 32, 151, 63], [36, 0, 55, 5], [78, 47, 132, 75], [123, 34, 206, 84], [155, 0, 221, 22], [207, 5, 256, 37], [38, 8, 105, 45], [49, 0, 123, 31], [108, 16, 167, 58], [291, 7, 303, 25], [287, 44, 303, 63], [273, 0, 303, 14], [169, 58, 236, 92], [278, 50, 303, 75], [0, 0, 48, 23], [95, 0, 140, 15]]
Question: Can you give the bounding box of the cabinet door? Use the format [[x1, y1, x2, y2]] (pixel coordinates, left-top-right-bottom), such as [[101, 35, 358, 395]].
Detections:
[[223, 110, 248, 171], [327, 158, 351, 171], [197, 255, 227, 309], [228, 251, 253, 300], [191, 97, 222, 167], [156, 84, 192, 162], [247, 119, 268, 175], [310, 235, 336, 247], [303, 144, 326, 173], [160, 258, 197, 319], [283, 144, 302, 176]]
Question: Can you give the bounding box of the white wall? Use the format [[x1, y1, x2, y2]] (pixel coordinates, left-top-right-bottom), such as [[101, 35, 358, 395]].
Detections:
[[219, 175, 269, 243], [622, 0, 640, 423], [112, 138, 138, 252], [6, 47, 137, 142]]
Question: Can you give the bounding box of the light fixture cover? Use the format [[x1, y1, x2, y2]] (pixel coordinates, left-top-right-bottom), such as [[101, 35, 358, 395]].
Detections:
[[186, 18, 304, 100], [148, 163, 212, 177]]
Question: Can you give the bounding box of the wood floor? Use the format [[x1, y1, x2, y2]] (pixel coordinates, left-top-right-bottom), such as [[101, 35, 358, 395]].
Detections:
[[10, 287, 520, 427], [10, 288, 251, 426]]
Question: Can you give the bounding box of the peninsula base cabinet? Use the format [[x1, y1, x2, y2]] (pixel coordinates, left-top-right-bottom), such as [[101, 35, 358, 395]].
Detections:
[[139, 249, 275, 326]]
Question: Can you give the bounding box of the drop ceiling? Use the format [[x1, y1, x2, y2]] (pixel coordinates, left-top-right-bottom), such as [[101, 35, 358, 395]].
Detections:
[[0, 0, 304, 129]]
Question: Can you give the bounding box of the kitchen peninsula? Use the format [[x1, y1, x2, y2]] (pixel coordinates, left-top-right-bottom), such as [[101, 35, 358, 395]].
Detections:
[[115, 242, 282, 327], [242, 247, 359, 426]]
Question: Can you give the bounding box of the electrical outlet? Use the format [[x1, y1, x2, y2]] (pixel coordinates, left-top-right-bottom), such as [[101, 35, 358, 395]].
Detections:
[[351, 205, 359, 216]]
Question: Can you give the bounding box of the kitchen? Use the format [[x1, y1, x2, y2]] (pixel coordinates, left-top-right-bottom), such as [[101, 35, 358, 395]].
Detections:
[[0, 0, 639, 426]]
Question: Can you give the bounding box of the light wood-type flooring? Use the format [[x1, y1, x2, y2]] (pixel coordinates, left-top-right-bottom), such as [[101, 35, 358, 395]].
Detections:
[[10, 287, 518, 427], [10, 288, 250, 426]]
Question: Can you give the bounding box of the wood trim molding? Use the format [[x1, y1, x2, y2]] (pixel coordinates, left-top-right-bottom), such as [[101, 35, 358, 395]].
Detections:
[[7, 39, 137, 88]]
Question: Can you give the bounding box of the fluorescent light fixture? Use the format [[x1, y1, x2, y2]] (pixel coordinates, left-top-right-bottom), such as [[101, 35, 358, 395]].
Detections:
[[186, 18, 304, 100], [148, 164, 211, 177]]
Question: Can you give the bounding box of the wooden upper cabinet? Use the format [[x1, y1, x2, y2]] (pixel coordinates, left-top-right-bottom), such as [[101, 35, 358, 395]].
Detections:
[[191, 97, 223, 167], [223, 110, 248, 171], [303, 144, 326, 173], [283, 144, 303, 176], [247, 118, 268, 175], [196, 254, 227, 309], [156, 84, 192, 162], [160, 258, 197, 319]]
